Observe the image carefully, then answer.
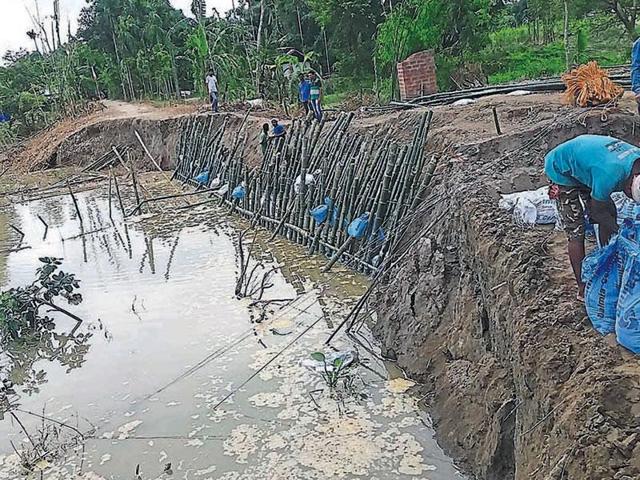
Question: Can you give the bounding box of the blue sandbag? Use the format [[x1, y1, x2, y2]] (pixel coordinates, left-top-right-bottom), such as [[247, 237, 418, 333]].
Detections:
[[616, 196, 640, 224], [194, 171, 209, 185], [583, 238, 623, 335], [584, 215, 595, 238], [310, 197, 332, 224], [347, 213, 370, 239], [620, 219, 640, 243], [616, 236, 640, 353], [232, 185, 246, 200], [310, 204, 329, 223]]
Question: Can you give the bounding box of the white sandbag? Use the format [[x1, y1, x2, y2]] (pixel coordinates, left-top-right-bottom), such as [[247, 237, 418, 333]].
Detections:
[[452, 99, 476, 106], [500, 186, 560, 227], [499, 186, 550, 210], [294, 173, 316, 194]]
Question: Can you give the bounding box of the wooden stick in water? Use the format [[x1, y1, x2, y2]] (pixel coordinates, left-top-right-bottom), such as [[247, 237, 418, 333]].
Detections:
[[113, 172, 126, 216], [67, 181, 83, 226], [108, 169, 114, 222], [129, 160, 143, 216], [322, 236, 354, 273]]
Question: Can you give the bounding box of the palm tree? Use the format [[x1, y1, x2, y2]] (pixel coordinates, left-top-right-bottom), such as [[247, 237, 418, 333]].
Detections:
[[191, 0, 207, 20], [26, 30, 40, 54]]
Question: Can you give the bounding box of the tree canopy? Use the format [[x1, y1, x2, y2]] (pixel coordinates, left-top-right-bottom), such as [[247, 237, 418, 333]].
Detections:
[[0, 0, 635, 140]]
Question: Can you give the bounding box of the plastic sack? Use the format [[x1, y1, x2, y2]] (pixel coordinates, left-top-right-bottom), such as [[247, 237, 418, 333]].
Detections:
[[535, 200, 559, 225], [294, 173, 316, 194], [452, 99, 476, 106], [232, 184, 246, 200], [217, 183, 229, 196], [512, 197, 538, 226], [347, 213, 370, 239], [620, 220, 640, 243], [499, 186, 560, 228], [310, 197, 332, 224], [582, 238, 623, 335], [310, 204, 329, 224], [499, 186, 550, 210], [194, 171, 209, 185], [372, 227, 385, 242], [613, 193, 640, 224], [616, 236, 640, 353]]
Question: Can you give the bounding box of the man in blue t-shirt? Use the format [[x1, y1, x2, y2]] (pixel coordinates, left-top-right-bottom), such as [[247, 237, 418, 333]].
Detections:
[[298, 74, 311, 116], [545, 134, 640, 299]]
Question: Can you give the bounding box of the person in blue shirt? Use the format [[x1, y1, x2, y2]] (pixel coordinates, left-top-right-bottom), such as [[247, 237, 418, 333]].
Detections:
[[632, 39, 640, 114], [271, 118, 285, 138], [545, 134, 640, 300], [270, 118, 286, 156], [298, 74, 311, 117]]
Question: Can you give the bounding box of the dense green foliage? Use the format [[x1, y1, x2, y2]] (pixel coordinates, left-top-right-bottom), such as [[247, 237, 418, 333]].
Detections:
[[0, 0, 636, 140]]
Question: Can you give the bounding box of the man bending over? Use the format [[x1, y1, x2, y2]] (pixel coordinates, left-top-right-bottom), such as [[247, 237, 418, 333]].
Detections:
[[545, 134, 640, 300]]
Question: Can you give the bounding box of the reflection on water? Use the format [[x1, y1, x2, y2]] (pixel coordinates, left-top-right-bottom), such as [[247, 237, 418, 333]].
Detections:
[[0, 181, 465, 480], [5, 328, 92, 397]]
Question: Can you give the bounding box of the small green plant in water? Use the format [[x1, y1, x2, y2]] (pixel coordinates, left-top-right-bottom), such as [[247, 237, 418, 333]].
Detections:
[[310, 351, 353, 390]]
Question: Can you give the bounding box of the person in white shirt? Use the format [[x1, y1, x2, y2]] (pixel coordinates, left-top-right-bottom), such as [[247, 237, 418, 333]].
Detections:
[[205, 70, 219, 113]]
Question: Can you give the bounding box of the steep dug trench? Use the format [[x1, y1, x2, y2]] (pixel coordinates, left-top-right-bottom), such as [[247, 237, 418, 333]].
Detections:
[[372, 111, 640, 480]]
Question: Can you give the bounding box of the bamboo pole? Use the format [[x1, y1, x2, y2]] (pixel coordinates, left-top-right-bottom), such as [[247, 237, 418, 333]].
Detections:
[[113, 172, 126, 216], [135, 130, 186, 201], [67, 181, 83, 226], [129, 159, 142, 216], [108, 169, 114, 222]]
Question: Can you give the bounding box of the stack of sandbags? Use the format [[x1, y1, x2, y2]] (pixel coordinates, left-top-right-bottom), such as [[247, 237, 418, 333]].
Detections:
[[562, 61, 624, 107]]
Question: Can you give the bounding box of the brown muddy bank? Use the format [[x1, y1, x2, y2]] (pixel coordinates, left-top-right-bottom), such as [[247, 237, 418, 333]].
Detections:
[[371, 110, 640, 479], [17, 91, 640, 174]]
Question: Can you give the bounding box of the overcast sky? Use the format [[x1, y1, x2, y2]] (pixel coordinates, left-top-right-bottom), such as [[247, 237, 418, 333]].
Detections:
[[0, 0, 233, 56]]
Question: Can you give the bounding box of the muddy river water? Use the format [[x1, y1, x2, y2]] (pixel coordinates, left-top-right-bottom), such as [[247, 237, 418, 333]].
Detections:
[[0, 179, 464, 479]]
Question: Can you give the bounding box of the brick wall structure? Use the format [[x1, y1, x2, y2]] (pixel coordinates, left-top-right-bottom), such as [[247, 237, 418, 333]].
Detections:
[[397, 50, 438, 101]]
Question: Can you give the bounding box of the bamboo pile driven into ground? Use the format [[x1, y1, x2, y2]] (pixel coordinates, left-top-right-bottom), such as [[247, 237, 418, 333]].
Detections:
[[173, 111, 436, 273]]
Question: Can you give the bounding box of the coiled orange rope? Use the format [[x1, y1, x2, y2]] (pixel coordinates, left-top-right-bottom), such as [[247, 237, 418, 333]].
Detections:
[[562, 61, 624, 107]]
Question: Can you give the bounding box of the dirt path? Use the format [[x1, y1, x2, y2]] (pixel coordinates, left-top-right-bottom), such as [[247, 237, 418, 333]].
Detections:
[[99, 100, 201, 121]]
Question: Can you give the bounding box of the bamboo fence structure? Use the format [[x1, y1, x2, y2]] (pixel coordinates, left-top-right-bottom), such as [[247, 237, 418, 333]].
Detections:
[[172, 111, 436, 273]]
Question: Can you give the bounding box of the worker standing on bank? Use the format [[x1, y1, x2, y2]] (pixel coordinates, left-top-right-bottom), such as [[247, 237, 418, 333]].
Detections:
[[545, 134, 640, 300], [298, 73, 311, 117], [205, 69, 219, 113], [308, 71, 323, 122]]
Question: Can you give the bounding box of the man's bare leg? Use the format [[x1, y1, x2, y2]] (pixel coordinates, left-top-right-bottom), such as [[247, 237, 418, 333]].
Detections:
[[568, 237, 586, 300]]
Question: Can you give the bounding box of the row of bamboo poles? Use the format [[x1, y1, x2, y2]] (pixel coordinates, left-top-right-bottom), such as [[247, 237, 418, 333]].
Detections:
[[172, 111, 436, 273]]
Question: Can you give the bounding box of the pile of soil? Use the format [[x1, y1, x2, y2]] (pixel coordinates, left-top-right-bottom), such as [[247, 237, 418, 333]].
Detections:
[[371, 106, 640, 479]]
